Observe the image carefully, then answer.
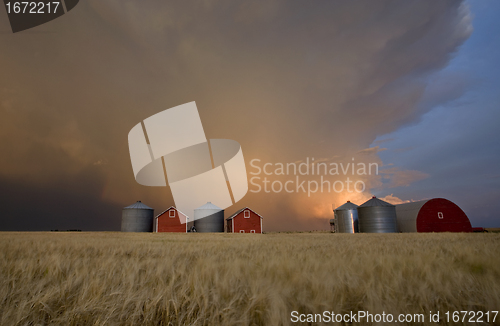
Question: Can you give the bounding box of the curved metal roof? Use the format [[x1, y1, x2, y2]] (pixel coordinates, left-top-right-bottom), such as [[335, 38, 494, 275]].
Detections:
[[395, 199, 429, 211], [334, 201, 359, 211], [359, 196, 394, 207], [394, 199, 429, 232], [195, 202, 222, 211], [123, 201, 154, 210]]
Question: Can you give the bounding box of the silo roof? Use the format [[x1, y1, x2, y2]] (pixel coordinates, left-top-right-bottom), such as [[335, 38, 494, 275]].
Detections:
[[195, 202, 222, 210], [124, 201, 154, 210], [359, 197, 394, 207], [334, 201, 359, 211]]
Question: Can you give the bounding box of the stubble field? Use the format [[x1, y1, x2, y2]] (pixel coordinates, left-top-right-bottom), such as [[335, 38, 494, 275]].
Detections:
[[0, 232, 499, 325]]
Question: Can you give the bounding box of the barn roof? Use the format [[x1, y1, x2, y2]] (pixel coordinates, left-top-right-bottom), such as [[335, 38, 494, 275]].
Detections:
[[226, 207, 263, 220], [155, 206, 189, 219], [359, 197, 394, 207], [123, 201, 154, 210], [394, 199, 429, 233], [155, 206, 188, 218], [395, 199, 429, 211]]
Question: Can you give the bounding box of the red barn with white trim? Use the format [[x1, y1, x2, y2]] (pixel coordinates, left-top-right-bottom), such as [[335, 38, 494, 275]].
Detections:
[[395, 198, 473, 232], [155, 207, 188, 233], [226, 208, 263, 233]]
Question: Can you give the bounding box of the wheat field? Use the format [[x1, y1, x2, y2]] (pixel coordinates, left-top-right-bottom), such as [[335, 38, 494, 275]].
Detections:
[[0, 232, 499, 325]]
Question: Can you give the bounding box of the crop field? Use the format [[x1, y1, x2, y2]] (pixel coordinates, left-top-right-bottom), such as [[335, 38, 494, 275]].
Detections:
[[0, 232, 499, 325]]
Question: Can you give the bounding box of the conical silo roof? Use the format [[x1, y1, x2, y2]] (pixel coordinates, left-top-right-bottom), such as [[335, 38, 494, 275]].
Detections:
[[195, 202, 222, 210], [334, 201, 359, 211], [359, 196, 394, 207], [124, 201, 154, 210]]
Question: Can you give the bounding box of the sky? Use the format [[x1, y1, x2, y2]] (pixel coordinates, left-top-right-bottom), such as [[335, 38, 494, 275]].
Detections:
[[371, 0, 500, 228], [0, 0, 498, 231]]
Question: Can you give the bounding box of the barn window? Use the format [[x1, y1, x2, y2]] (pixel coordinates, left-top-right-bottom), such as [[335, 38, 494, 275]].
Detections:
[[438, 212, 444, 219], [169, 210, 175, 218], [250, 230, 255, 233], [240, 230, 245, 233], [244, 210, 250, 218]]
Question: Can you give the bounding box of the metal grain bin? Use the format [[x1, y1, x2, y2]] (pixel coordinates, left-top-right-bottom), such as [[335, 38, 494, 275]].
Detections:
[[194, 202, 224, 232], [121, 201, 154, 232], [333, 201, 359, 233], [358, 196, 397, 233]]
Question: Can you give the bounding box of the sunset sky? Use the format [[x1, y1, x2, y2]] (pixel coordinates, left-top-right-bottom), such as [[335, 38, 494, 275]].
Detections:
[[0, 0, 498, 231]]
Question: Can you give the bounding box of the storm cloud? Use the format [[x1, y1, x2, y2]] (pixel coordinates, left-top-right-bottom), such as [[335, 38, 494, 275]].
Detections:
[[0, 1, 475, 231]]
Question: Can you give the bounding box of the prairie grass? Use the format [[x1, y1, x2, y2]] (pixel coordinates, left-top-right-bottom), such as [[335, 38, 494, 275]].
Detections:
[[0, 232, 499, 325]]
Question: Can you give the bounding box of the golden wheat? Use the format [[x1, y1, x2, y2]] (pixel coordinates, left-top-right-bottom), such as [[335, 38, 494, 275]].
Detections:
[[0, 232, 499, 325]]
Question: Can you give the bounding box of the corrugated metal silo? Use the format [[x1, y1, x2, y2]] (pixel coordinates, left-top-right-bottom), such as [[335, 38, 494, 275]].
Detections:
[[333, 201, 359, 233], [194, 202, 224, 232], [395, 198, 472, 232], [358, 196, 397, 233], [121, 201, 154, 232]]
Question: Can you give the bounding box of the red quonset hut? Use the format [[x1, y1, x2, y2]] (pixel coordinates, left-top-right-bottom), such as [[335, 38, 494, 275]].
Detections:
[[226, 208, 263, 233], [154, 207, 188, 233], [395, 198, 472, 233]]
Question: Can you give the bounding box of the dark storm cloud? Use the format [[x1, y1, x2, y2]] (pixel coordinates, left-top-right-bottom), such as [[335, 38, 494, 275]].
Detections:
[[0, 1, 472, 230], [371, 0, 500, 228], [0, 168, 120, 231]]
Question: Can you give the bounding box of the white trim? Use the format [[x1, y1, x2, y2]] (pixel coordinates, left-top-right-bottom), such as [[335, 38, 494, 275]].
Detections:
[[155, 206, 190, 233], [227, 207, 264, 220], [260, 217, 263, 233], [250, 230, 255, 233], [240, 230, 245, 233], [155, 206, 189, 220], [232, 218, 234, 233], [244, 210, 250, 218], [169, 209, 175, 218], [438, 212, 444, 219]]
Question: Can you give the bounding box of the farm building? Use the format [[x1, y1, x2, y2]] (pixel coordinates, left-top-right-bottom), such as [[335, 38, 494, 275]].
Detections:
[[358, 196, 398, 233], [395, 198, 473, 232], [194, 202, 225, 233], [332, 201, 359, 233], [155, 207, 188, 233], [121, 201, 154, 232], [226, 208, 263, 233]]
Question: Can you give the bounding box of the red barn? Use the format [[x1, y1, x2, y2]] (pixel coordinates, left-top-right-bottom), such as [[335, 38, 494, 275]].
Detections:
[[155, 207, 188, 233], [395, 198, 473, 232], [226, 208, 263, 233]]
